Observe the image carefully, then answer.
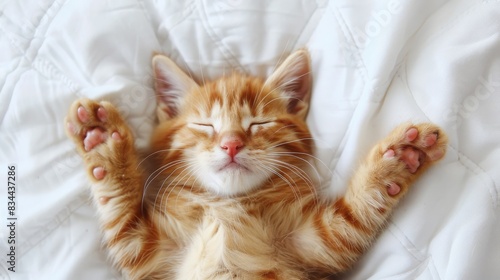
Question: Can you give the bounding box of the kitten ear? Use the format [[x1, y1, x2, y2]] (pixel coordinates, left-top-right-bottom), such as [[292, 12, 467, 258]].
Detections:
[[153, 55, 198, 121], [266, 49, 312, 119]]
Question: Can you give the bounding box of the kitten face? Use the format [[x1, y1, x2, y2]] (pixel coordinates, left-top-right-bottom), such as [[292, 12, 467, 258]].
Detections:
[[152, 50, 312, 196]]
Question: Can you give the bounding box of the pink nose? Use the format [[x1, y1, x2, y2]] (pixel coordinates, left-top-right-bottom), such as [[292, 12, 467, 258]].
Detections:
[[220, 135, 244, 158]]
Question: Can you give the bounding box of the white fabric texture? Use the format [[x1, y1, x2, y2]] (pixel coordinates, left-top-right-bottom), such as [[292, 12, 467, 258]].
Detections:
[[1, 0, 499, 279]]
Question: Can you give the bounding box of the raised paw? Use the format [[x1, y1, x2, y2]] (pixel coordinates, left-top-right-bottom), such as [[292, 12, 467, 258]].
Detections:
[[65, 98, 133, 181], [379, 123, 448, 195]]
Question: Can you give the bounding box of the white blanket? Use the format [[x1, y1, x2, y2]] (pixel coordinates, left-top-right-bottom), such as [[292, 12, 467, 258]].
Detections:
[[1, 0, 499, 279]]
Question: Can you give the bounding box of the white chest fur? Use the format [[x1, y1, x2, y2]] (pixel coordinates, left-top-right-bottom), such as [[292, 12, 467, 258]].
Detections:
[[176, 204, 277, 279]]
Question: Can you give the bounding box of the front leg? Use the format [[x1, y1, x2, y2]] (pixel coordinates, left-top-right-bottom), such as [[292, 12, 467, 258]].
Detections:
[[65, 98, 158, 279], [295, 123, 447, 274], [347, 123, 448, 219], [338, 123, 447, 268], [65, 98, 141, 206]]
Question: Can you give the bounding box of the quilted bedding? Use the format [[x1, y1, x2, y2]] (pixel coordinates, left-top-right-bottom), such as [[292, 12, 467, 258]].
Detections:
[[1, 0, 499, 279]]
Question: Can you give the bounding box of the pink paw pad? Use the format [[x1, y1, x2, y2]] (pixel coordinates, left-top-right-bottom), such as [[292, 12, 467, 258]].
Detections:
[[384, 128, 441, 174], [400, 147, 421, 173], [424, 133, 437, 147], [93, 166, 106, 180], [77, 106, 90, 123], [84, 128, 107, 151], [386, 182, 401, 196], [97, 107, 107, 122], [99, 196, 111, 205], [405, 128, 418, 142], [383, 149, 395, 159], [111, 132, 122, 141]]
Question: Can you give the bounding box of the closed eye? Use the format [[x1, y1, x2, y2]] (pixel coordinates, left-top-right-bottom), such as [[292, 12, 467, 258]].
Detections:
[[188, 122, 215, 135], [250, 121, 272, 126], [249, 121, 274, 133], [192, 123, 213, 127]]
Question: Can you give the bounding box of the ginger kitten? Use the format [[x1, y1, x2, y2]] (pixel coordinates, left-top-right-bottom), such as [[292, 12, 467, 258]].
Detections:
[[65, 49, 447, 279]]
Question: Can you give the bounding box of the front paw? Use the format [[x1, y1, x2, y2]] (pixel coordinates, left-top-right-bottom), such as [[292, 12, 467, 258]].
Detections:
[[377, 123, 448, 196], [65, 98, 134, 181]]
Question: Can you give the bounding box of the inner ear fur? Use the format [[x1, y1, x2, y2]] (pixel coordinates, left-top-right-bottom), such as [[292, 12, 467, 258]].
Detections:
[[265, 49, 312, 119], [152, 55, 198, 121]]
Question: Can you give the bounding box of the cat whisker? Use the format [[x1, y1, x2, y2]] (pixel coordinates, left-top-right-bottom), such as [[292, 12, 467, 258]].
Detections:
[[271, 134, 336, 150], [254, 161, 302, 201], [264, 157, 316, 188], [267, 137, 316, 150], [158, 160, 199, 209], [173, 166, 201, 207], [143, 160, 184, 193], [268, 151, 332, 179], [144, 159, 188, 186], [157, 164, 201, 232], [153, 161, 195, 211], [142, 160, 186, 212], [154, 166, 194, 230], [271, 39, 294, 76], [261, 96, 302, 110], [271, 124, 295, 134], [137, 148, 185, 169], [262, 158, 318, 201]]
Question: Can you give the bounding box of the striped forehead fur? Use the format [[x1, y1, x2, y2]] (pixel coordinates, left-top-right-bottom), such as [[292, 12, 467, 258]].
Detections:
[[193, 74, 285, 117]]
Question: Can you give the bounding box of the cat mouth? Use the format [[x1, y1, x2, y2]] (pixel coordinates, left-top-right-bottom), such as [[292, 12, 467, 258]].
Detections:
[[218, 161, 250, 172]]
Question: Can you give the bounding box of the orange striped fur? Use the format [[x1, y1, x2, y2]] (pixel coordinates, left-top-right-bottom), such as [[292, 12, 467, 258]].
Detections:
[[65, 49, 447, 279]]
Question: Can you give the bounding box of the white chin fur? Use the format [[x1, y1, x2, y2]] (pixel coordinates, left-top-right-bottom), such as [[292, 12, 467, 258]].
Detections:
[[194, 152, 270, 196], [205, 169, 266, 197]]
